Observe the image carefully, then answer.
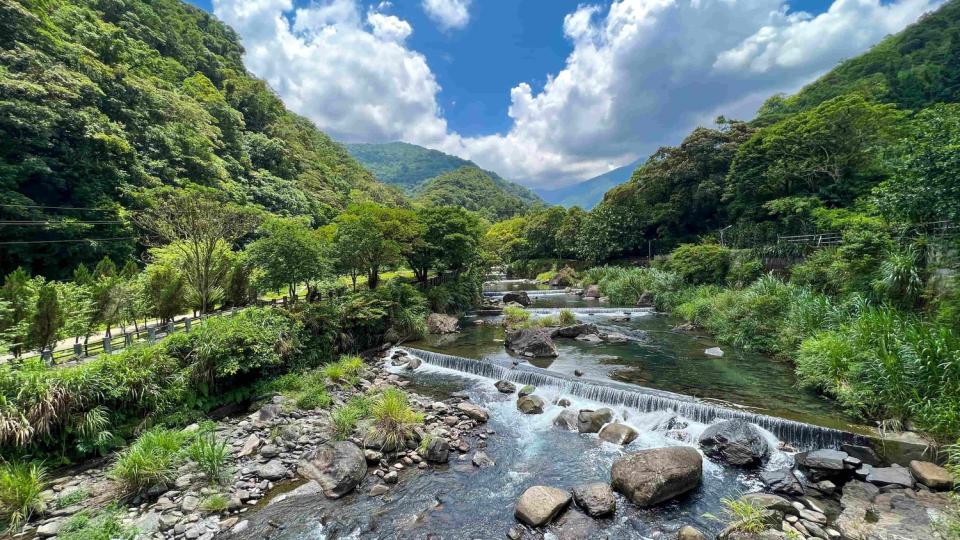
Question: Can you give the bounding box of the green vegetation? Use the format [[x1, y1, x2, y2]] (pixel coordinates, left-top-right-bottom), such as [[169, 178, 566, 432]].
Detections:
[[111, 427, 189, 494], [58, 506, 136, 540], [368, 388, 424, 451], [200, 493, 230, 513], [705, 496, 768, 534], [415, 167, 541, 222], [0, 461, 47, 531], [558, 309, 577, 326], [54, 488, 89, 509], [187, 429, 231, 484], [331, 395, 374, 441]]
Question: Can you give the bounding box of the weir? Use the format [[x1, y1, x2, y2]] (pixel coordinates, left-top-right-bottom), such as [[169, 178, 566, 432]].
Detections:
[[525, 307, 654, 315], [401, 347, 867, 451], [482, 290, 580, 297]]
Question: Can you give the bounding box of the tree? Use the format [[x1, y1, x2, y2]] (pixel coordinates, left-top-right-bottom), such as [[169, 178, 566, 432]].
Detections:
[[143, 264, 186, 324], [523, 206, 567, 260], [332, 204, 419, 290], [481, 217, 527, 267], [555, 207, 586, 259], [28, 282, 64, 354], [0, 268, 37, 357], [137, 190, 258, 313], [406, 206, 481, 282], [59, 282, 95, 345], [246, 217, 330, 300], [94, 257, 117, 279]]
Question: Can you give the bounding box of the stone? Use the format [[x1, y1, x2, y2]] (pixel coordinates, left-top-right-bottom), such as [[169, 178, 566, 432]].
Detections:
[[36, 520, 63, 537], [836, 480, 952, 540], [364, 449, 383, 463], [583, 285, 601, 299], [704, 347, 724, 357], [425, 437, 450, 463], [910, 460, 954, 490], [135, 511, 161, 534], [556, 398, 571, 407], [760, 468, 803, 496], [575, 333, 603, 343], [517, 395, 546, 415], [796, 448, 849, 481], [677, 525, 708, 540], [610, 446, 702, 507], [577, 408, 614, 433], [740, 493, 796, 516], [866, 464, 914, 488], [256, 459, 287, 481], [698, 420, 769, 467], [403, 357, 421, 370], [259, 444, 279, 458], [553, 410, 579, 431], [551, 508, 599, 540], [551, 323, 599, 339], [369, 484, 389, 496], [505, 328, 559, 358], [181, 494, 201, 512], [514, 485, 572, 527], [637, 291, 655, 307], [232, 520, 250, 533], [518, 385, 536, 397], [238, 434, 261, 457], [456, 402, 489, 423], [571, 482, 616, 517], [298, 441, 368, 499], [841, 443, 880, 466], [472, 451, 495, 468], [597, 423, 638, 445], [257, 403, 282, 422], [495, 380, 517, 393], [503, 291, 532, 306], [426, 313, 459, 334]]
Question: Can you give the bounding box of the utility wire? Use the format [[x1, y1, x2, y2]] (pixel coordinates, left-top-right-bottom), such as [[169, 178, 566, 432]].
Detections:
[[0, 204, 118, 212], [0, 221, 126, 226], [0, 237, 137, 246]]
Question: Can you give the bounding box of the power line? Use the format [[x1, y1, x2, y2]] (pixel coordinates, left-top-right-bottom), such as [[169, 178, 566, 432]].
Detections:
[[0, 204, 118, 212], [0, 221, 126, 226], [0, 237, 137, 246]]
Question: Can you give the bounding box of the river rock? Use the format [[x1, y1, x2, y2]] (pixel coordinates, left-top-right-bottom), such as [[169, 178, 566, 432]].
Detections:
[[505, 328, 559, 358], [610, 446, 702, 507], [518, 384, 536, 397], [577, 408, 614, 433], [575, 333, 603, 343], [551, 323, 599, 339], [795, 448, 850, 481], [425, 437, 450, 463], [238, 434, 261, 457], [514, 485, 572, 527], [257, 403, 282, 422], [740, 493, 796, 516], [298, 441, 368, 499], [456, 402, 489, 423], [678, 525, 708, 540], [910, 460, 954, 490], [865, 464, 914, 488], [502, 291, 532, 306], [472, 451, 495, 468], [554, 410, 579, 431], [426, 313, 459, 334], [495, 380, 517, 393], [256, 459, 287, 481], [571, 483, 616, 517], [836, 480, 953, 540], [841, 443, 881, 466], [598, 423, 638, 445], [760, 468, 804, 496], [517, 395, 546, 415], [704, 347, 724, 357], [698, 420, 769, 467], [583, 285, 601, 299]]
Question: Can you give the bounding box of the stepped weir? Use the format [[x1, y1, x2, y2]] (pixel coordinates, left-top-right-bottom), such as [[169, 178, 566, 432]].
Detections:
[[400, 347, 867, 451]]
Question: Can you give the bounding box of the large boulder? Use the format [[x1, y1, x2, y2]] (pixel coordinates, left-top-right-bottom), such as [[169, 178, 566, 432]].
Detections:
[[551, 323, 599, 339], [759, 468, 804, 496], [298, 441, 367, 499], [571, 483, 616, 517], [426, 313, 459, 334], [583, 285, 601, 299], [553, 410, 579, 431], [698, 420, 769, 467], [577, 408, 614, 433], [456, 402, 490, 423], [505, 328, 559, 358], [910, 460, 954, 491], [610, 446, 702, 507], [517, 395, 546, 415], [495, 380, 517, 393], [866, 464, 914, 488], [514, 485, 572, 527], [502, 291, 531, 306], [425, 437, 450, 463], [598, 423, 638, 445]]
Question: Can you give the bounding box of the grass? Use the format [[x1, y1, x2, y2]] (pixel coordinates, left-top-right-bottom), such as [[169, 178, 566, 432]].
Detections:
[[54, 488, 89, 509], [266, 370, 333, 410], [200, 493, 230, 513], [559, 309, 576, 326], [323, 355, 366, 386], [187, 429, 230, 484], [58, 506, 136, 540], [502, 306, 530, 327], [704, 496, 767, 533], [0, 461, 47, 531], [418, 434, 433, 454], [111, 427, 188, 494], [367, 388, 424, 451], [332, 395, 373, 440]]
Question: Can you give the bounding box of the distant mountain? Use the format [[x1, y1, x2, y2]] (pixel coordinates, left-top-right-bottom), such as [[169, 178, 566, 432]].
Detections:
[[414, 166, 541, 221], [536, 160, 641, 209]]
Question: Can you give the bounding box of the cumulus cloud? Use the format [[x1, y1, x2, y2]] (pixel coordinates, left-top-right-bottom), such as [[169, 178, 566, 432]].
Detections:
[[214, 0, 940, 189], [421, 0, 472, 30]]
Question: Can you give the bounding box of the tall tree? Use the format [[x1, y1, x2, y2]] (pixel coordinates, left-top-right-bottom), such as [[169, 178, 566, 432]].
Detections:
[[28, 282, 63, 354], [246, 217, 329, 300]]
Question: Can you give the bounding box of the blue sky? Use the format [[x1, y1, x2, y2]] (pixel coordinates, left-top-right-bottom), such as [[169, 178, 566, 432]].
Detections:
[[198, 0, 939, 188]]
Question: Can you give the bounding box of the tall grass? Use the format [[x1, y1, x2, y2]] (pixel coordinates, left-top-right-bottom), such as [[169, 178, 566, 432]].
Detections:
[[0, 461, 47, 531], [58, 506, 136, 540], [111, 427, 188, 494], [323, 355, 366, 386], [187, 429, 230, 484], [558, 309, 576, 326], [705, 496, 767, 534], [332, 395, 372, 440], [367, 388, 424, 451]]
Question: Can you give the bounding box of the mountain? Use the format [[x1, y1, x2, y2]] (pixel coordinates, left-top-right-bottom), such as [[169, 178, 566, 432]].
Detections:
[[536, 159, 641, 209], [345, 141, 543, 206], [0, 0, 402, 277], [414, 166, 541, 221]]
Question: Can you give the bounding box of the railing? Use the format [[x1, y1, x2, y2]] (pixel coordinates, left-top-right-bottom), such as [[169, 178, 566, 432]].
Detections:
[[777, 232, 843, 248]]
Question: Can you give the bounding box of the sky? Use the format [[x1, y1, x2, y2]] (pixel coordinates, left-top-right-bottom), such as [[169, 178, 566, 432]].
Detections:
[[188, 0, 942, 189]]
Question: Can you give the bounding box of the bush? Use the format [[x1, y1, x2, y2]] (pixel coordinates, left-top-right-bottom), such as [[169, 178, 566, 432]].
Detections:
[[187, 429, 230, 484], [668, 243, 732, 285], [367, 388, 423, 451], [558, 309, 576, 326], [0, 461, 47, 531], [727, 252, 764, 288], [426, 272, 483, 314], [58, 506, 136, 540], [502, 306, 530, 327], [111, 427, 188, 494]]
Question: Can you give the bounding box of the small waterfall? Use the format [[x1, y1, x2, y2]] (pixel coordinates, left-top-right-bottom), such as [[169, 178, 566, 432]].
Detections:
[[402, 348, 867, 451], [482, 290, 579, 297], [525, 307, 653, 315]]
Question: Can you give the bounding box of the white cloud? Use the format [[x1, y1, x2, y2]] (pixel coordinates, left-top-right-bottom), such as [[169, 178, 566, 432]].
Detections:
[[214, 0, 941, 189], [421, 0, 471, 30]]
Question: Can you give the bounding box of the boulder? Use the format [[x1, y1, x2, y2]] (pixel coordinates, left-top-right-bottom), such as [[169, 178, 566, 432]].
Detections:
[[403, 357, 421, 370], [865, 464, 914, 488], [678, 525, 708, 540], [550, 508, 600, 540], [704, 347, 724, 358], [610, 446, 702, 507], [502, 291, 532, 306], [472, 451, 495, 468], [571, 483, 616, 517], [598, 423, 638, 445], [551, 323, 598, 339], [795, 448, 850, 481], [456, 402, 490, 423], [910, 460, 954, 491], [698, 420, 769, 467], [256, 459, 287, 480], [298, 441, 368, 499], [553, 410, 579, 431], [841, 443, 881, 466], [426, 313, 459, 334], [759, 468, 804, 496], [505, 328, 559, 358], [575, 334, 603, 343], [577, 408, 614, 433], [583, 285, 601, 299], [425, 437, 450, 463], [257, 403, 282, 422], [518, 384, 536, 397], [514, 486, 572, 527], [517, 395, 546, 415], [495, 380, 517, 393], [740, 493, 796, 516]]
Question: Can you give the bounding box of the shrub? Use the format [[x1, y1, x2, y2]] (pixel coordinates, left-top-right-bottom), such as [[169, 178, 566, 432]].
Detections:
[[59, 506, 136, 540], [187, 430, 230, 484], [367, 389, 423, 451], [727, 252, 764, 288], [112, 428, 188, 494], [874, 245, 925, 308], [558, 309, 576, 326], [668, 243, 732, 285], [705, 496, 767, 534], [0, 461, 47, 531]]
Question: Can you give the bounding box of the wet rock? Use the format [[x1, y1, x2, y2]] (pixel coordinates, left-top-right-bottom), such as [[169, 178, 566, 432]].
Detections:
[[760, 468, 803, 496], [551, 508, 599, 540], [555, 398, 571, 407], [456, 402, 489, 423], [573, 370, 583, 377], [740, 493, 796, 516], [507, 524, 525, 540], [575, 334, 603, 343], [503, 292, 532, 306], [583, 285, 601, 299], [257, 459, 287, 481], [514, 485, 572, 527], [577, 408, 614, 433], [597, 423, 638, 445], [704, 347, 724, 357], [517, 395, 546, 415], [866, 464, 914, 488], [369, 484, 389, 496], [505, 328, 559, 358], [610, 446, 702, 507], [298, 441, 367, 499], [601, 332, 632, 343], [571, 482, 616, 517], [403, 357, 421, 370], [672, 322, 697, 332], [796, 448, 849, 481], [518, 385, 536, 397], [678, 525, 708, 540], [495, 380, 517, 393], [698, 420, 769, 467], [425, 437, 450, 463], [551, 323, 599, 339], [910, 460, 954, 490], [841, 443, 880, 466], [553, 410, 579, 431], [426, 313, 459, 334], [364, 449, 383, 463], [837, 480, 952, 540], [472, 451, 495, 468]]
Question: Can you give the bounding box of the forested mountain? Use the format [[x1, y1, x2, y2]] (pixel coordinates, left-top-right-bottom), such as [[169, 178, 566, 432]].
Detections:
[[345, 141, 543, 206], [536, 159, 641, 209], [414, 166, 542, 222], [0, 0, 403, 277]]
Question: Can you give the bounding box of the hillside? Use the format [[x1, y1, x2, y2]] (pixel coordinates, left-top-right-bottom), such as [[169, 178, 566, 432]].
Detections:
[[345, 141, 542, 206], [0, 0, 402, 277], [414, 166, 541, 221], [536, 159, 641, 209]]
